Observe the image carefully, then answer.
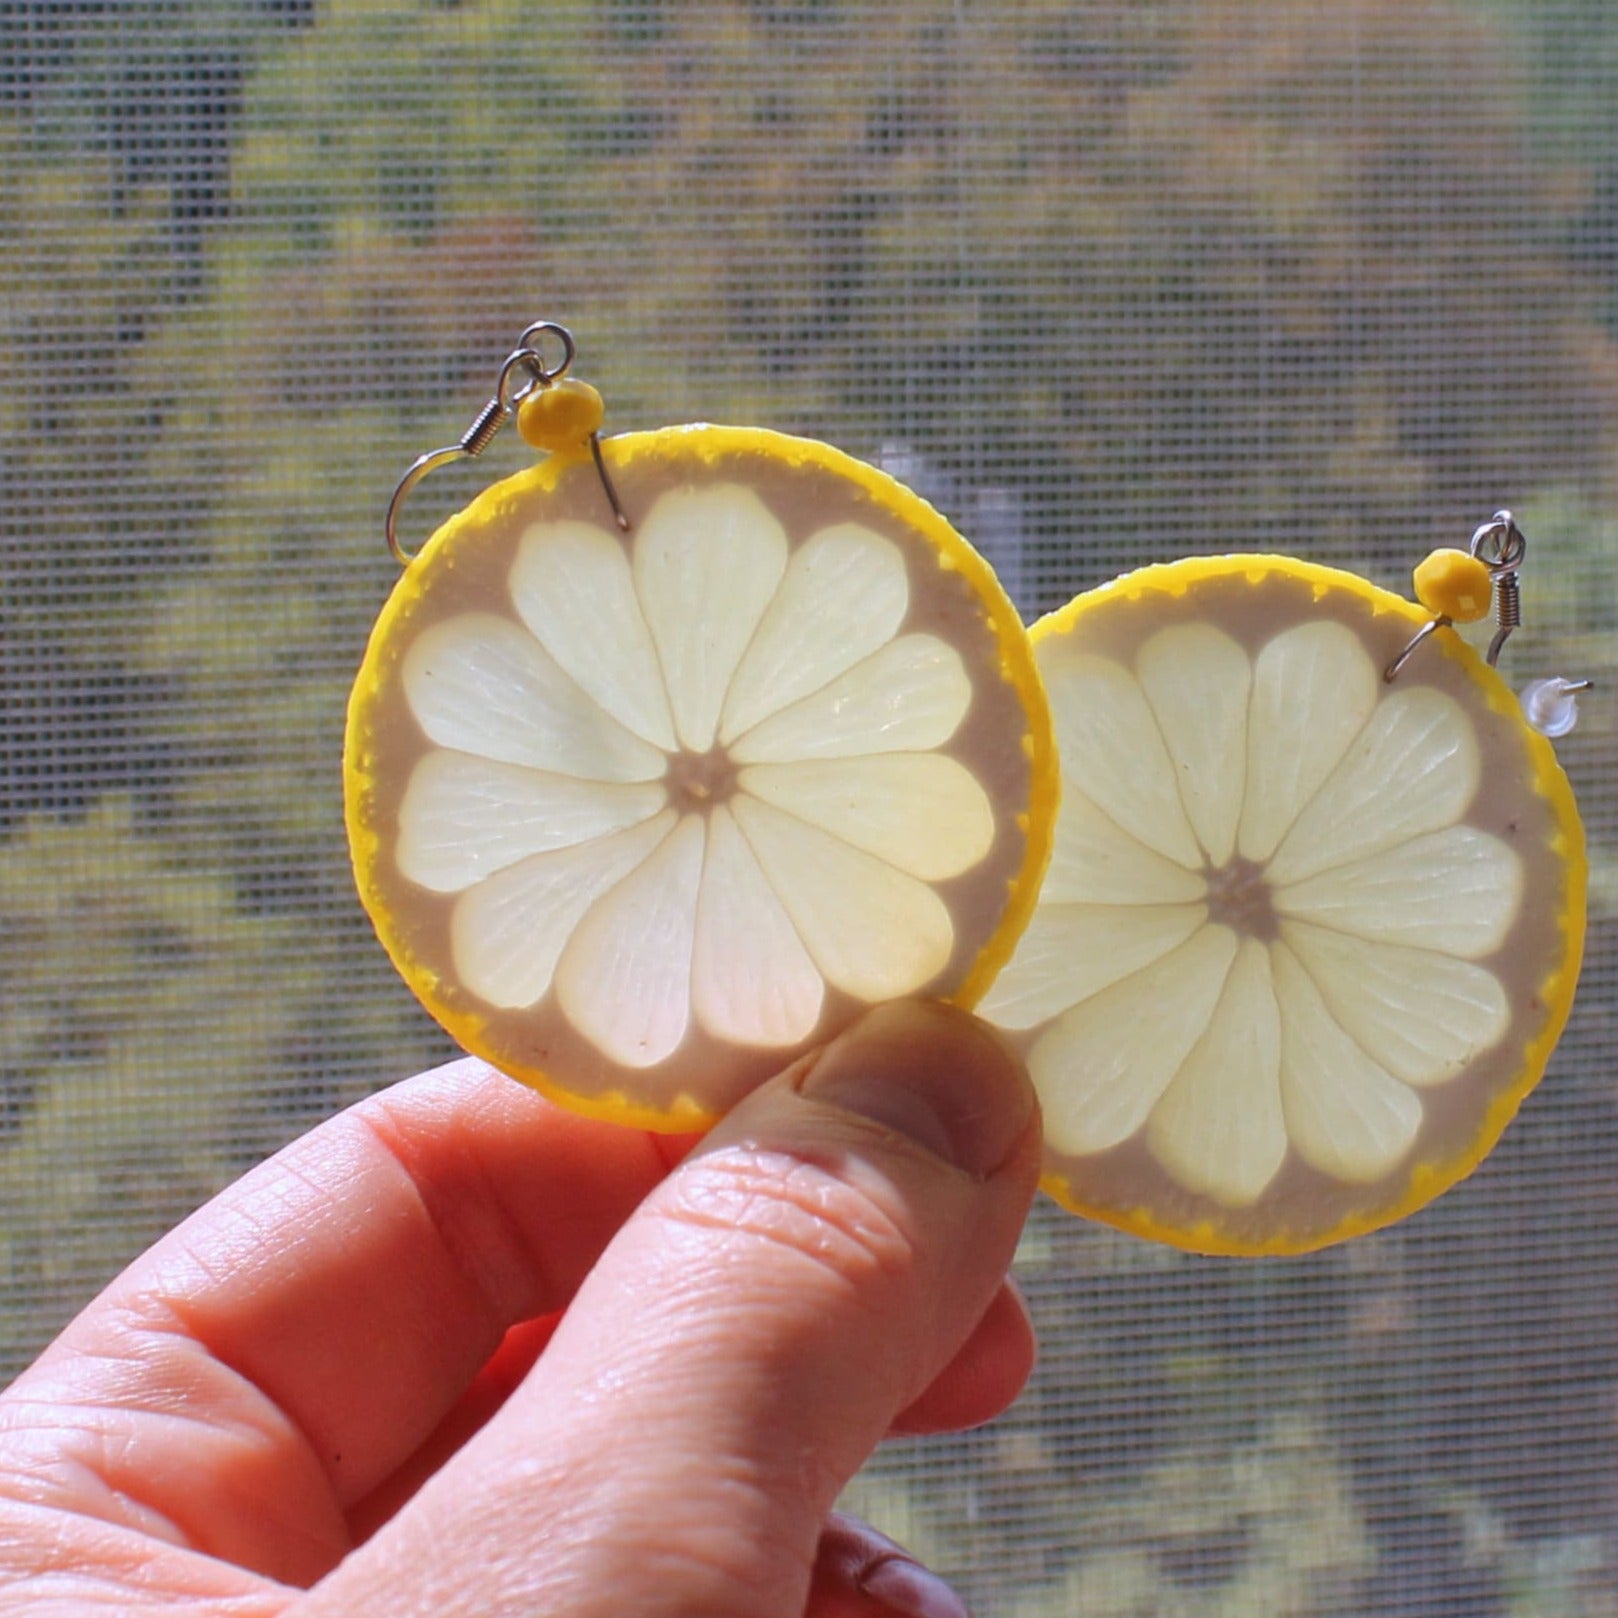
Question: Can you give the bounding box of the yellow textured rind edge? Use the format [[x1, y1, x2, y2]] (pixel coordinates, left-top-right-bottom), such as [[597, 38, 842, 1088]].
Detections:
[[345, 423, 1058, 1133], [1028, 553, 1588, 1257]]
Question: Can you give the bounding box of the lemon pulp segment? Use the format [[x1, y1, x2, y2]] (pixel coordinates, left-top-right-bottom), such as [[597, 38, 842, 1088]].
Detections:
[[346, 426, 1056, 1128], [979, 555, 1585, 1254]]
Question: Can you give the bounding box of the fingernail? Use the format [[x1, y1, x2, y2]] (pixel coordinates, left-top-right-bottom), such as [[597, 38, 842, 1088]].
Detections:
[[798, 1001, 1033, 1177], [859, 1553, 974, 1618]]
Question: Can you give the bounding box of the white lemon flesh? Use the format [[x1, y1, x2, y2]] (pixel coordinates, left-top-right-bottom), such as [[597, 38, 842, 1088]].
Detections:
[[347, 426, 1054, 1128], [979, 555, 1585, 1254]]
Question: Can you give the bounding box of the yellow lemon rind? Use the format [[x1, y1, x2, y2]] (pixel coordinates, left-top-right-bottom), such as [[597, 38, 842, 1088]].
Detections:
[[345, 424, 1058, 1131], [1028, 552, 1586, 1256]]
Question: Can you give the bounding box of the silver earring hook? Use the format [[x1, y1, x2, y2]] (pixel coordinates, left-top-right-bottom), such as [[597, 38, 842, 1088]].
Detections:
[[1384, 510, 1527, 682], [384, 325, 579, 566], [1470, 510, 1526, 667]]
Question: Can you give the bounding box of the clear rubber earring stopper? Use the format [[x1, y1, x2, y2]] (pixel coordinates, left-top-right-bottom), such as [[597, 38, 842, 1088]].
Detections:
[[1520, 676, 1590, 738]]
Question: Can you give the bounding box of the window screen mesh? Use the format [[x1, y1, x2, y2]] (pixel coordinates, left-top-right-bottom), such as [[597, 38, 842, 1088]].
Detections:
[[3, 2, 1616, 1611]]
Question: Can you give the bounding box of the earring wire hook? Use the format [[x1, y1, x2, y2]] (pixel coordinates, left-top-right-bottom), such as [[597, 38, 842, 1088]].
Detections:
[[384, 324, 579, 565], [1383, 510, 1526, 682]]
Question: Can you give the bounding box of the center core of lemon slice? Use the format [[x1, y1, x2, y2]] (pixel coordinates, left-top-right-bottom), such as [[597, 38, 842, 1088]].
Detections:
[[1203, 857, 1278, 941], [666, 747, 739, 810]]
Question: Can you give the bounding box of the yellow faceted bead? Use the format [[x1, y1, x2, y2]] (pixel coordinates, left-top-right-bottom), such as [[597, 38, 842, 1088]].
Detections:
[[1412, 547, 1494, 623], [517, 378, 606, 452]]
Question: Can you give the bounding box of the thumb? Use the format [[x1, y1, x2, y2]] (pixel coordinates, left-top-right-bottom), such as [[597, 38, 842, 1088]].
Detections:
[[306, 1001, 1039, 1618]]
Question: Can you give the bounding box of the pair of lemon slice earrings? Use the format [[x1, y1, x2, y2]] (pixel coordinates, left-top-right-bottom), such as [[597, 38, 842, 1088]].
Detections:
[[346, 322, 1586, 1256]]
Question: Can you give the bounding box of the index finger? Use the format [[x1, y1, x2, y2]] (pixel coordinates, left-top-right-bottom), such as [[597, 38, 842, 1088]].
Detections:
[[5, 1058, 682, 1582]]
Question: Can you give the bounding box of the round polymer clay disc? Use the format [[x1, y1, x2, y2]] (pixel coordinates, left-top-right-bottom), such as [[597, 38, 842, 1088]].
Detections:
[[346, 425, 1057, 1129], [979, 554, 1586, 1255]]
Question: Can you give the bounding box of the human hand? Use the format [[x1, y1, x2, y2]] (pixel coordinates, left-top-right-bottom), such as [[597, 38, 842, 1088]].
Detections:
[[0, 1000, 1040, 1617]]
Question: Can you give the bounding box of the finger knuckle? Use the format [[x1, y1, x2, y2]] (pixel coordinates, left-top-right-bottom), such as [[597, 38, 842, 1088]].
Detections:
[[656, 1145, 915, 1299]]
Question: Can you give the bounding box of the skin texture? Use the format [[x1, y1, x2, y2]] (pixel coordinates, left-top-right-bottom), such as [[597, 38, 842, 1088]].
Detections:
[[0, 1001, 1040, 1618]]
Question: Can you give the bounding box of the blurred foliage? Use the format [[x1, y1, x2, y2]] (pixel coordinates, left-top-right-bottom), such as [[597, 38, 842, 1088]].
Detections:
[[134, 0, 1618, 580], [0, 109, 176, 832], [0, 799, 309, 1365], [4, 0, 1618, 1611], [1007, 1409, 1375, 1618]]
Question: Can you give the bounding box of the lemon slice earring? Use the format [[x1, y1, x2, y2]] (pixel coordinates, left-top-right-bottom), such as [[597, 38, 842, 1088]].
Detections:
[[979, 519, 1587, 1255], [346, 323, 1059, 1129]]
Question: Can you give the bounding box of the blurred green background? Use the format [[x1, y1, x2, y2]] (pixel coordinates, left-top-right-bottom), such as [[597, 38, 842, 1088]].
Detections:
[[3, 2, 1616, 1611]]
